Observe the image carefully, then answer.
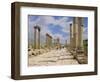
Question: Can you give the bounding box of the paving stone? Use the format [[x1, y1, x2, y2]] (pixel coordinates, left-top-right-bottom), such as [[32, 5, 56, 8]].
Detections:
[[28, 48, 79, 66]]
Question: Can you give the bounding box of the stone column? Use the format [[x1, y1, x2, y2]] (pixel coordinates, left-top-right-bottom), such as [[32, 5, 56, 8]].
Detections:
[[81, 24, 84, 48], [34, 25, 41, 49], [75, 17, 79, 49], [53, 39, 56, 48], [70, 24, 73, 48], [73, 17, 84, 50], [38, 27, 40, 49], [34, 26, 36, 49], [57, 38, 59, 44], [57, 38, 60, 49], [46, 33, 52, 49], [73, 17, 78, 49], [80, 18, 84, 49], [65, 40, 67, 48], [77, 17, 84, 49]]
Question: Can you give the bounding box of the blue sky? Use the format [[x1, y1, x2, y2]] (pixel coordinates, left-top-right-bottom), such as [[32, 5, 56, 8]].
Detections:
[[28, 15, 88, 45]]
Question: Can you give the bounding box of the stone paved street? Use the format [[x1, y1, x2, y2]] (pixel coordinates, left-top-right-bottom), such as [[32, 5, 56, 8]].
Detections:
[[28, 48, 79, 66]]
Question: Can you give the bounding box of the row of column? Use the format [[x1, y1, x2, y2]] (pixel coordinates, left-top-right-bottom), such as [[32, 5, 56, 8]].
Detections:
[[33, 17, 83, 50], [33, 25, 61, 49]]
